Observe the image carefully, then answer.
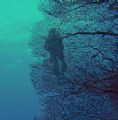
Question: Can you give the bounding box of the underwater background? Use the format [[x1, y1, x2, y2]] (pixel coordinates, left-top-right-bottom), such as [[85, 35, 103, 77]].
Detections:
[[0, 0, 118, 120], [0, 0, 44, 120]]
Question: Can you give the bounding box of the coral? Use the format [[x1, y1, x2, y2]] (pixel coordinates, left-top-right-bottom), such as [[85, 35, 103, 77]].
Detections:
[[30, 1, 118, 120]]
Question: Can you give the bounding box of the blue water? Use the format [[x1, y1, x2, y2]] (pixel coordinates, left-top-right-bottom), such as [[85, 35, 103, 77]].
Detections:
[[0, 0, 44, 119]]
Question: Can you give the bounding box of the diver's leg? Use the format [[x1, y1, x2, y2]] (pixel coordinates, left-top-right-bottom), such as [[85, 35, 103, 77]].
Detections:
[[49, 53, 54, 63], [58, 51, 67, 74], [53, 57, 60, 76], [61, 60, 67, 74], [50, 53, 60, 76]]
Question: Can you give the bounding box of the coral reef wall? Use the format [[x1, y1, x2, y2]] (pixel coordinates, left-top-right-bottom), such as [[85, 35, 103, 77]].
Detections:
[[30, 1, 118, 120]]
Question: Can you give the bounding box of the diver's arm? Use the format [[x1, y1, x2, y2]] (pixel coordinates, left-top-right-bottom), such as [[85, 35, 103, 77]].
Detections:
[[44, 39, 54, 51], [59, 39, 64, 50], [44, 40, 48, 50]]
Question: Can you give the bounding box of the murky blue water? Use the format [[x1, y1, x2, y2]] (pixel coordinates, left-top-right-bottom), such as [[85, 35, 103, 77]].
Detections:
[[0, 0, 44, 120]]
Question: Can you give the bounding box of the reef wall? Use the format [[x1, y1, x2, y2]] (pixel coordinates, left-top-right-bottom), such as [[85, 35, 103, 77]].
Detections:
[[30, 1, 118, 120]]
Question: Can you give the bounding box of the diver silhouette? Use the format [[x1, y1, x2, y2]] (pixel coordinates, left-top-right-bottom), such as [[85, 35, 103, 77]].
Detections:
[[44, 28, 67, 77]]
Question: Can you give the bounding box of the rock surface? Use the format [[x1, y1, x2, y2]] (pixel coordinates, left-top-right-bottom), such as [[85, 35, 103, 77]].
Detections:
[[30, 1, 118, 120]]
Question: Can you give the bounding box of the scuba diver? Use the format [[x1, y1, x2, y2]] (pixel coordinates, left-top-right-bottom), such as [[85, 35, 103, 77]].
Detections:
[[44, 28, 67, 77]]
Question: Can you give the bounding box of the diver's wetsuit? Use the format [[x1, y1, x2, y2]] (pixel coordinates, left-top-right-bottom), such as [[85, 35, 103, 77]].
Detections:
[[44, 28, 67, 76]]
